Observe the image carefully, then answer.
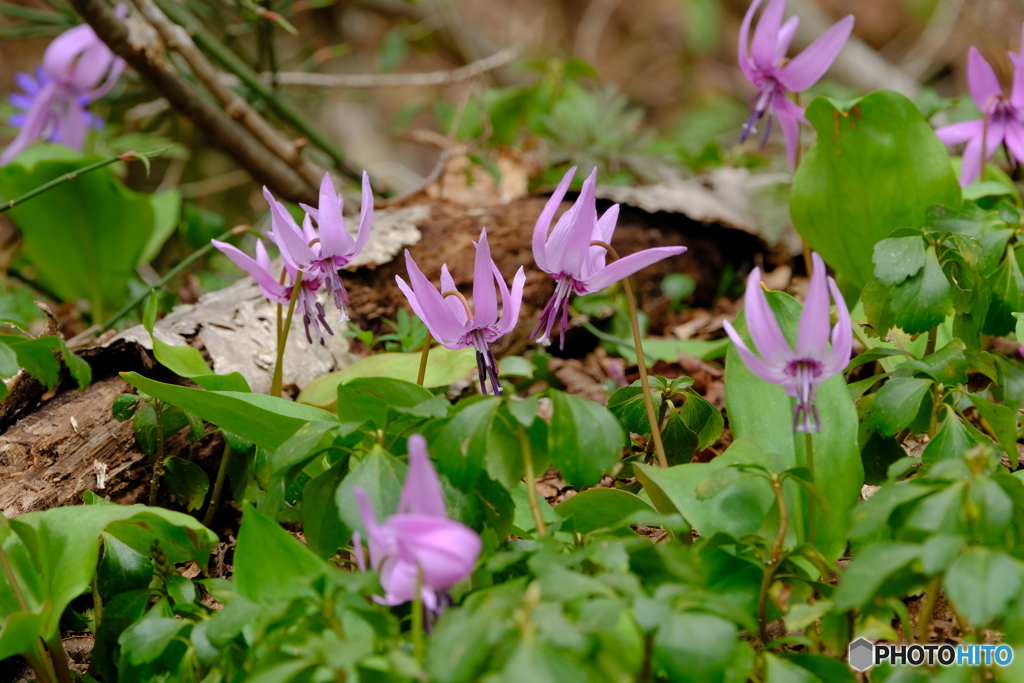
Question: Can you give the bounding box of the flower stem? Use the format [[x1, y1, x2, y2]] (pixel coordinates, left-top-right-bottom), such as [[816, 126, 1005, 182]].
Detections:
[[412, 567, 425, 664], [202, 439, 233, 528], [917, 575, 942, 644], [924, 325, 938, 357], [804, 430, 816, 548], [271, 274, 304, 398], [44, 633, 74, 683], [590, 240, 667, 468], [758, 474, 788, 644], [520, 426, 547, 537], [148, 400, 167, 507], [416, 331, 433, 387]]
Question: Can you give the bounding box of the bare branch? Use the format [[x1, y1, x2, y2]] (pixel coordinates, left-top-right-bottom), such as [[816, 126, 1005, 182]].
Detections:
[[66, 0, 318, 204], [126, 0, 326, 189], [259, 45, 521, 89]]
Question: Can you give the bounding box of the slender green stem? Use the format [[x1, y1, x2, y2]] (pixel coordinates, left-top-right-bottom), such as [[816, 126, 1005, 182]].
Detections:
[[520, 427, 547, 537], [271, 274, 304, 397], [416, 331, 433, 387], [151, 0, 361, 181], [412, 567, 424, 664], [44, 633, 73, 683], [148, 400, 167, 506], [924, 325, 938, 357], [917, 575, 942, 644], [804, 431, 816, 547], [202, 439, 233, 527], [92, 563, 103, 632], [100, 228, 235, 332], [758, 475, 788, 645], [0, 151, 158, 214], [590, 240, 667, 467], [24, 651, 58, 683]]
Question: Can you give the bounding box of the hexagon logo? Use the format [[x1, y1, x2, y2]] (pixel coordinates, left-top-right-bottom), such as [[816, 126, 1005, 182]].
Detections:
[[848, 638, 874, 671]]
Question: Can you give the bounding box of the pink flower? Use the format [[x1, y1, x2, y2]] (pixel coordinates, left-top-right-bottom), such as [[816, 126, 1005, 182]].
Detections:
[[935, 30, 1024, 187], [352, 434, 481, 610], [738, 0, 854, 167]]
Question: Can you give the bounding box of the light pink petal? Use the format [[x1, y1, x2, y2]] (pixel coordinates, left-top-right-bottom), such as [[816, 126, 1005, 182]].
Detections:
[[400, 251, 467, 343], [351, 171, 374, 258], [212, 239, 288, 303], [741, 266, 794, 366], [935, 119, 984, 146], [495, 266, 526, 335], [584, 204, 621, 277], [316, 173, 352, 258], [42, 24, 96, 81], [1004, 123, 1024, 163], [774, 16, 799, 63], [398, 434, 448, 518], [1011, 47, 1024, 109], [0, 84, 58, 166], [390, 515, 481, 590], [967, 47, 1003, 114], [772, 93, 805, 169], [548, 168, 599, 279], [821, 277, 853, 377], [751, 0, 786, 72], [351, 531, 367, 572], [83, 57, 125, 100], [738, 0, 765, 82], [986, 116, 1007, 158], [959, 136, 984, 187], [353, 487, 390, 572], [72, 41, 115, 91], [723, 320, 789, 385], [532, 166, 577, 273], [439, 264, 469, 325], [378, 557, 420, 605], [263, 187, 315, 269], [582, 246, 687, 292], [796, 252, 830, 359], [472, 230, 498, 328], [776, 15, 854, 92]]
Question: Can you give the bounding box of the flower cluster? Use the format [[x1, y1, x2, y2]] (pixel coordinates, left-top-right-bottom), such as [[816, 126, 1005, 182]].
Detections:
[[2, 13, 127, 166], [935, 27, 1024, 187], [213, 172, 373, 344], [352, 434, 481, 610], [737, 0, 854, 167]]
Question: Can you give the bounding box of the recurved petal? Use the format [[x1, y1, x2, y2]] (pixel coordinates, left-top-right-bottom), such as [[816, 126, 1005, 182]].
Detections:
[[821, 277, 853, 377], [935, 119, 984, 146], [549, 168, 598, 279], [741, 267, 794, 366], [584, 204, 621, 278], [1004, 122, 1024, 164], [391, 515, 482, 590], [774, 16, 799, 64], [472, 230, 499, 328], [439, 265, 469, 325], [212, 239, 288, 303], [776, 15, 854, 92], [42, 24, 96, 80], [495, 266, 527, 336], [751, 0, 787, 72], [581, 245, 687, 292], [723, 320, 790, 385], [772, 92, 804, 169], [398, 434, 448, 518], [316, 173, 352, 257], [352, 487, 388, 572], [533, 166, 577, 273], [352, 171, 374, 257], [264, 187, 315, 269], [1011, 41, 1024, 109], [796, 253, 831, 360], [967, 47, 1004, 114], [402, 251, 468, 342], [351, 531, 366, 572], [738, 0, 765, 81], [0, 84, 56, 166], [958, 136, 984, 187]]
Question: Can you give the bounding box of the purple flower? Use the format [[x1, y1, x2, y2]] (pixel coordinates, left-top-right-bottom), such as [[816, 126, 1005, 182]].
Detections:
[[352, 434, 481, 611], [261, 173, 373, 344], [723, 252, 851, 432], [2, 14, 127, 166], [738, 0, 854, 167], [531, 166, 686, 349], [396, 229, 525, 396], [935, 36, 1024, 187]]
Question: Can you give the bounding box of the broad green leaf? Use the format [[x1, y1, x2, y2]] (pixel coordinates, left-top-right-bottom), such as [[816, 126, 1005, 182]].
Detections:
[[335, 377, 432, 430], [548, 389, 624, 488], [163, 456, 210, 512], [234, 503, 329, 602], [968, 395, 1019, 460], [138, 188, 181, 265], [118, 609, 186, 666], [724, 290, 863, 561], [870, 377, 933, 437], [607, 384, 663, 439], [335, 446, 407, 537], [833, 542, 922, 611], [922, 408, 979, 468], [899, 340, 968, 385], [142, 293, 249, 392], [784, 654, 858, 683], [653, 611, 738, 683], [0, 334, 91, 391], [661, 404, 699, 465], [121, 372, 333, 451], [890, 246, 953, 334], [433, 398, 501, 490], [679, 390, 724, 451], [983, 246, 1024, 336], [848, 482, 941, 540], [874, 236, 926, 286], [790, 91, 961, 293], [302, 459, 350, 559], [764, 654, 821, 683], [0, 147, 156, 320], [97, 534, 153, 602], [296, 347, 476, 410], [553, 488, 653, 535], [944, 547, 1022, 627]]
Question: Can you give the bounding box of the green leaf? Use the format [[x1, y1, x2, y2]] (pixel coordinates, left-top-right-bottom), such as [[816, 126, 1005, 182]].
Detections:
[[870, 377, 933, 437], [433, 398, 501, 490], [898, 340, 968, 385], [790, 92, 961, 294], [118, 608, 186, 666], [943, 547, 1022, 627], [335, 446, 407, 537], [724, 290, 863, 561], [120, 372, 333, 451], [661, 404, 699, 465], [335, 377, 432, 430], [301, 459, 350, 559], [874, 236, 927, 286], [142, 293, 249, 391], [968, 395, 1019, 460], [296, 347, 477, 410], [0, 148, 157, 320], [137, 189, 181, 266], [922, 408, 979, 468], [890, 246, 953, 334], [653, 612, 738, 683], [97, 533, 153, 602], [233, 503, 329, 602], [763, 653, 821, 683], [983, 246, 1024, 336], [0, 334, 91, 391], [679, 390, 724, 451], [833, 542, 922, 611], [163, 456, 210, 512], [548, 389, 624, 488], [607, 384, 663, 439], [553, 488, 654, 535]]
